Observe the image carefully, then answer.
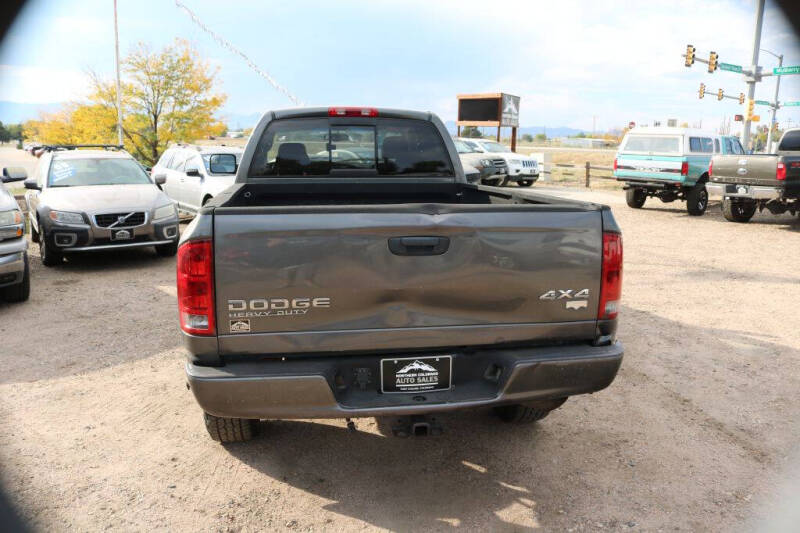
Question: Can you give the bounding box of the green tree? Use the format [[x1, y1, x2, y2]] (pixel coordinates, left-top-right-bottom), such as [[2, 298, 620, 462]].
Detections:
[[521, 133, 534, 143], [0, 122, 9, 143], [461, 126, 482, 138], [534, 133, 547, 142]]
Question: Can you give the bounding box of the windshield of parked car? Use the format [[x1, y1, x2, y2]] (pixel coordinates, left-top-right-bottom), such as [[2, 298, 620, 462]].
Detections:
[[48, 157, 152, 187], [202, 153, 241, 174], [453, 140, 477, 154], [248, 118, 454, 177], [622, 135, 681, 153], [479, 141, 510, 153]]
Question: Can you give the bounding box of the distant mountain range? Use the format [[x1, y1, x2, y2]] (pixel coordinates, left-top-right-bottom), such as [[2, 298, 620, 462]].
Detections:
[[0, 102, 586, 138]]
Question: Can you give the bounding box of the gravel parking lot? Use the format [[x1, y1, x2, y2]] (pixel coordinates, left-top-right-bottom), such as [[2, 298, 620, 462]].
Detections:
[[1, 183, 799, 531]]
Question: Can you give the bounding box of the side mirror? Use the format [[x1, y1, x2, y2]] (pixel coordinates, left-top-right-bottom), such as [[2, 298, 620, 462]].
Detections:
[[24, 177, 41, 190], [185, 167, 202, 177], [208, 153, 237, 174], [1, 167, 27, 182], [153, 173, 167, 186]]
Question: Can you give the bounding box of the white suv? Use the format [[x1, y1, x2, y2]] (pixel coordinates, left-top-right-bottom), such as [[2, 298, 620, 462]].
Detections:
[[151, 145, 243, 214], [456, 138, 539, 187]]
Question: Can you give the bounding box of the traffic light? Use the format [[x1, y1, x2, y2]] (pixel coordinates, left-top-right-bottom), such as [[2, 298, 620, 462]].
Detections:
[[717, 88, 724, 101], [708, 51, 718, 73], [745, 99, 755, 120], [738, 93, 745, 105], [685, 44, 695, 67], [699, 83, 705, 99]]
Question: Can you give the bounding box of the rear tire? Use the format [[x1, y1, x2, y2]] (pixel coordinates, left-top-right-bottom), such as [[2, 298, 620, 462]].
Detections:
[[203, 412, 256, 443], [518, 179, 534, 187], [722, 198, 756, 223], [686, 184, 708, 216], [625, 187, 647, 208], [155, 240, 178, 257], [39, 229, 63, 266], [1, 252, 30, 302], [493, 398, 567, 424]]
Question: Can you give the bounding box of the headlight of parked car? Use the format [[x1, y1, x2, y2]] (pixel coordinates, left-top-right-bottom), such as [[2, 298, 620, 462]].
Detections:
[[153, 203, 177, 221], [49, 210, 84, 224], [511, 159, 522, 165], [0, 209, 23, 240], [0, 209, 22, 227], [479, 159, 493, 167]]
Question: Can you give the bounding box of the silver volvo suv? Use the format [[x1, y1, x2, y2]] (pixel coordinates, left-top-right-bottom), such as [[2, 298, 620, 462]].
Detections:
[[23, 145, 180, 266]]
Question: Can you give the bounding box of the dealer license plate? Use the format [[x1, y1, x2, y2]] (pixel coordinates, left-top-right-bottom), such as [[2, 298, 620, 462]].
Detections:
[[381, 355, 452, 393]]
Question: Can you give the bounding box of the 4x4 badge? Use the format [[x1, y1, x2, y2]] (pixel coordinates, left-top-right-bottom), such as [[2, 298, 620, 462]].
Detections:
[[539, 289, 590, 310]]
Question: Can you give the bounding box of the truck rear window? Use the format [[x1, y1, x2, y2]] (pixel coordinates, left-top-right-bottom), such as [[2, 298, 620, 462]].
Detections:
[[622, 135, 681, 153], [248, 118, 453, 177], [778, 130, 800, 151]]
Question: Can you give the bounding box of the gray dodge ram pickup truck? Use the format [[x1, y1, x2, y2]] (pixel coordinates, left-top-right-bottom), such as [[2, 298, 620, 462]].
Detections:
[[708, 128, 800, 222], [179, 107, 624, 442]]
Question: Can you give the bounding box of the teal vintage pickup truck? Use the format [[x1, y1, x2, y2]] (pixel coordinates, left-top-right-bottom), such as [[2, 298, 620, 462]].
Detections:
[[614, 127, 745, 215]]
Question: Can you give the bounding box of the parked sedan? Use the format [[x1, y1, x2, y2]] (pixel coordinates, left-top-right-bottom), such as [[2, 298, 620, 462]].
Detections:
[[0, 167, 29, 302], [24, 146, 180, 266], [151, 145, 242, 215], [453, 139, 507, 185]]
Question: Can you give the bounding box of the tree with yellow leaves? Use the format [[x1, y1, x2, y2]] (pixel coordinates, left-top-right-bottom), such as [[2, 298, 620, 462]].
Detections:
[[24, 39, 226, 166]]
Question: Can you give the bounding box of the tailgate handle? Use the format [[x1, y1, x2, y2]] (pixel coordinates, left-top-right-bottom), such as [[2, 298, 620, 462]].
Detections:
[[388, 236, 450, 256]]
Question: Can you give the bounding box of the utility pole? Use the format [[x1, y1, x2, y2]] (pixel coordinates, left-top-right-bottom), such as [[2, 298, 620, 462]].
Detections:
[[113, 0, 124, 147], [764, 51, 782, 152], [742, 0, 765, 151]]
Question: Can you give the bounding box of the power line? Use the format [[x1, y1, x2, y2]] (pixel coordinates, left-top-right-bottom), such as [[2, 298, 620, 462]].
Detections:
[[174, 0, 303, 107]]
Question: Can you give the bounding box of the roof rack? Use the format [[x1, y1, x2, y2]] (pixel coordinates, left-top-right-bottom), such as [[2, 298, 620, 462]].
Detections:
[[42, 144, 124, 152]]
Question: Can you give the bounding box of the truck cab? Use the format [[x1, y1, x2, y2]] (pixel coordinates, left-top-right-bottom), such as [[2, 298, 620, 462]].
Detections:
[[614, 127, 743, 216]]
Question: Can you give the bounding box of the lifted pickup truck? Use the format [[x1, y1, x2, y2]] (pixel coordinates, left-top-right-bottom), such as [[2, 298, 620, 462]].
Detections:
[[708, 128, 800, 222], [178, 107, 624, 442]]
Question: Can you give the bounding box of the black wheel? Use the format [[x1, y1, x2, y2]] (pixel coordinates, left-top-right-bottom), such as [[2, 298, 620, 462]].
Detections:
[[203, 412, 256, 443], [625, 187, 647, 208], [39, 228, 63, 266], [493, 398, 567, 424], [518, 179, 534, 187], [500, 177, 509, 187], [1, 252, 30, 302], [155, 240, 178, 257], [722, 198, 756, 223], [686, 184, 708, 216]]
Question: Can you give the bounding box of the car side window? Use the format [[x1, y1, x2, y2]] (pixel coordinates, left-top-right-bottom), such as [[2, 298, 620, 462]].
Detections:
[[731, 139, 745, 155], [188, 155, 203, 173], [701, 138, 713, 153], [689, 137, 713, 153], [723, 138, 732, 154], [157, 150, 174, 169], [689, 137, 701, 152], [170, 151, 186, 172]]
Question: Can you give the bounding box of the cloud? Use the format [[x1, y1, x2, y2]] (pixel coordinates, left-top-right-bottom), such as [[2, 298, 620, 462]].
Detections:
[[0, 64, 88, 103]]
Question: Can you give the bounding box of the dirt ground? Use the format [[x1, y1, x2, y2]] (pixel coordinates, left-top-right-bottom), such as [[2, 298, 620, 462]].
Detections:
[[1, 179, 800, 531]]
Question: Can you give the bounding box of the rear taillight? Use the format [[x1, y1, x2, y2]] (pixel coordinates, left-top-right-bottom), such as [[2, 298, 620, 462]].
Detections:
[[777, 162, 786, 181], [328, 107, 378, 117], [613, 157, 618, 172], [598, 232, 623, 320], [709, 160, 713, 177], [680, 161, 689, 176], [177, 239, 215, 336]]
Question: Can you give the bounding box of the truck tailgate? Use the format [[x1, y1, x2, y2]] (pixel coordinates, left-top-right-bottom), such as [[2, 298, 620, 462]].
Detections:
[[213, 204, 603, 355]]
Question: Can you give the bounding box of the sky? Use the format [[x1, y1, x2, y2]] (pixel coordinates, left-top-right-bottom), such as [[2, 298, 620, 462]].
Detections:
[[1, 0, 799, 133]]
